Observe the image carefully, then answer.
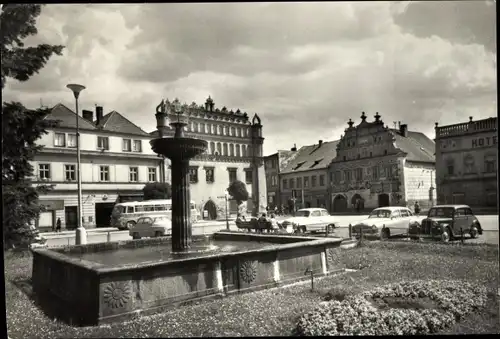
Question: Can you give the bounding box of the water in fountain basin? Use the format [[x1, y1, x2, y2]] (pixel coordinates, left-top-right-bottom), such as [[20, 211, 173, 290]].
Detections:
[[64, 238, 277, 267]]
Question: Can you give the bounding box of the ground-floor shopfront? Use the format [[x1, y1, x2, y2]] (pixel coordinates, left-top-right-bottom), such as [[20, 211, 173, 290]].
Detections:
[[438, 176, 497, 208], [36, 190, 143, 231], [330, 179, 405, 213]]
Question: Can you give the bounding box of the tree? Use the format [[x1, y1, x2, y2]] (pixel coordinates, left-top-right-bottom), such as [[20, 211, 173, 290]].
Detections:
[[142, 182, 172, 200], [227, 180, 249, 205], [2, 4, 64, 248]]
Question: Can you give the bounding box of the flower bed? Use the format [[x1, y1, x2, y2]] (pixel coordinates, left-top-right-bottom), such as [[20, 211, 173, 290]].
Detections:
[[295, 280, 488, 336]]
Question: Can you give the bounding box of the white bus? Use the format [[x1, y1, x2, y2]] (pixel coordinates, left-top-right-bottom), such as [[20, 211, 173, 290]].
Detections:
[[110, 199, 200, 230]]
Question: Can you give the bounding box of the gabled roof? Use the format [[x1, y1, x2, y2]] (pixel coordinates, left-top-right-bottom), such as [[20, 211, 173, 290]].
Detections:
[[46, 103, 97, 130], [393, 130, 435, 163], [281, 140, 340, 174], [96, 111, 150, 136]]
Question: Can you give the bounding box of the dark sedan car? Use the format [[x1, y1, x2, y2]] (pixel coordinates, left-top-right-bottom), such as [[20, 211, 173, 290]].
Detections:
[[408, 205, 483, 242]]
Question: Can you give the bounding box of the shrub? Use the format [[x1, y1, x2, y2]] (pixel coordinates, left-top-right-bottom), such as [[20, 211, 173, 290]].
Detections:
[[296, 280, 488, 336], [142, 182, 171, 200], [227, 180, 249, 205]]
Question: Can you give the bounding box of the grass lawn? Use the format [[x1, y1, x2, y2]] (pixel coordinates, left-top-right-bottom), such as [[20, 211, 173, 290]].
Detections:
[[5, 241, 499, 338]]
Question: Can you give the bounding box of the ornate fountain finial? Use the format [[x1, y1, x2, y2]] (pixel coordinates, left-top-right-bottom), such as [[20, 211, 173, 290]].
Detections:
[[347, 118, 354, 128], [156, 99, 167, 114], [374, 112, 381, 122]]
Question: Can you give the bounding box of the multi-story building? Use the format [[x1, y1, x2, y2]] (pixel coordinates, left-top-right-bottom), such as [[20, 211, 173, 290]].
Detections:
[[150, 96, 267, 219], [435, 116, 498, 207], [32, 104, 163, 230], [328, 112, 436, 212], [264, 148, 299, 209], [280, 140, 339, 212]]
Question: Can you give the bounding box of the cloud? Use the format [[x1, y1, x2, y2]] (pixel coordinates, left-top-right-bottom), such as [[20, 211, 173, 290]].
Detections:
[[2, 2, 496, 156]]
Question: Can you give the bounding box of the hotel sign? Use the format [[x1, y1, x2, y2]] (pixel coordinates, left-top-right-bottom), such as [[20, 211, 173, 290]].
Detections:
[[472, 136, 497, 148]]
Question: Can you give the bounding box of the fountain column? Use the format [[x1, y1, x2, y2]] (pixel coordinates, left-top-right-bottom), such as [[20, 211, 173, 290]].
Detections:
[[151, 99, 207, 253], [170, 158, 192, 252]]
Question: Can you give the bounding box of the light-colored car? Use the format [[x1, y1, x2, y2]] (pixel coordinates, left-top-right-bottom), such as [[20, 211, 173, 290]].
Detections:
[[351, 206, 425, 240], [279, 208, 337, 234], [129, 216, 172, 240]]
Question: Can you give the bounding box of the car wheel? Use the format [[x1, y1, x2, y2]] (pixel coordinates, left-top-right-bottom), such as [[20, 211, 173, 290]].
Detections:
[[126, 221, 136, 230], [154, 231, 163, 238], [469, 226, 478, 239], [132, 233, 141, 240], [380, 228, 390, 240], [441, 229, 450, 243]]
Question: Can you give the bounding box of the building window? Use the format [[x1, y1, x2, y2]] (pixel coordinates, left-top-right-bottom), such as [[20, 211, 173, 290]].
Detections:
[[245, 169, 253, 184], [236, 144, 241, 157], [283, 179, 288, 189], [218, 125, 223, 135], [343, 155, 346, 161], [485, 157, 496, 173], [230, 127, 235, 136], [228, 168, 237, 182], [304, 176, 309, 188], [148, 167, 157, 182], [297, 177, 302, 188], [272, 175, 278, 187], [311, 175, 317, 187], [334, 171, 341, 183], [129, 167, 138, 182], [205, 167, 215, 183], [447, 165, 454, 175], [55, 133, 66, 147], [386, 165, 393, 178], [223, 143, 228, 156], [67, 134, 77, 148], [237, 127, 242, 137], [344, 170, 351, 182], [189, 167, 198, 183], [355, 168, 363, 181], [319, 175, 325, 186], [97, 136, 109, 150], [210, 141, 215, 155], [100, 166, 110, 181], [64, 164, 76, 181], [217, 142, 222, 155], [200, 123, 205, 133], [133, 140, 142, 152], [123, 139, 132, 151], [290, 178, 295, 189], [372, 166, 379, 180], [384, 150, 388, 155], [464, 155, 475, 174], [230, 144, 235, 156], [39, 164, 51, 180]]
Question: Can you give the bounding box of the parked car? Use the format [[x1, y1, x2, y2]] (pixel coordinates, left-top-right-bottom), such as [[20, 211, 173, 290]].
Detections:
[[278, 208, 337, 234], [408, 205, 482, 242], [129, 216, 172, 239], [351, 206, 425, 240]]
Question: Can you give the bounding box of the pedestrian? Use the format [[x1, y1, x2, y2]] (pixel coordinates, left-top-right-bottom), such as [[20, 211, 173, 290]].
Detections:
[[414, 201, 421, 215], [269, 213, 279, 233], [56, 218, 62, 232], [355, 198, 361, 214]]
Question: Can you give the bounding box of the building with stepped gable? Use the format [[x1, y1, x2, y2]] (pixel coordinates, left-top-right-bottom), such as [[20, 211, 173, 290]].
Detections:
[[327, 112, 436, 212]]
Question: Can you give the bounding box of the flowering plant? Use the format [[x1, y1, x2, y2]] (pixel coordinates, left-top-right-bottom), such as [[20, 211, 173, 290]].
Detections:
[[296, 280, 488, 336]]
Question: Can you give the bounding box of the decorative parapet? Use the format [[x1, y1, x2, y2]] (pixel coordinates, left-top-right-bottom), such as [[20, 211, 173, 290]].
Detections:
[[436, 117, 497, 138]]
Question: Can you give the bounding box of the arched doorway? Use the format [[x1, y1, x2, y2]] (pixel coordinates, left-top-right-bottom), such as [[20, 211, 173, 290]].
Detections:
[[203, 200, 217, 220], [378, 194, 390, 207], [333, 195, 348, 212]]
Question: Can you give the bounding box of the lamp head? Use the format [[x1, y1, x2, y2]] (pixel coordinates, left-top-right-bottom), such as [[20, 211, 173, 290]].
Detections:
[[66, 84, 86, 99]]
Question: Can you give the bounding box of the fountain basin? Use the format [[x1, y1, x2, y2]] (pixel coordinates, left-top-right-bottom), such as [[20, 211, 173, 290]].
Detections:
[[31, 232, 344, 326], [150, 137, 208, 159]]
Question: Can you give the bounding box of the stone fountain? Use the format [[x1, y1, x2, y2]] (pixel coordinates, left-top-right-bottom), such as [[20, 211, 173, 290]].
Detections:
[[150, 99, 208, 252]]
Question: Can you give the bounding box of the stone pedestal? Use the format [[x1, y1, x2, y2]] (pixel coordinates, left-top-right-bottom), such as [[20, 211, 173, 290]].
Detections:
[[171, 159, 192, 252]]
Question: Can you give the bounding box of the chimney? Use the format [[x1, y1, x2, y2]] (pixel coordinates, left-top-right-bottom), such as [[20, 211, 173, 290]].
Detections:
[[318, 140, 323, 147], [400, 124, 408, 137], [291, 143, 297, 152], [96, 106, 103, 125], [82, 109, 93, 123]]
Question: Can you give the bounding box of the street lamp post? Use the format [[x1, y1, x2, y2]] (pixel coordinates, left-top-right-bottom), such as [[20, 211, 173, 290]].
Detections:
[[67, 83, 86, 245], [225, 190, 230, 230]]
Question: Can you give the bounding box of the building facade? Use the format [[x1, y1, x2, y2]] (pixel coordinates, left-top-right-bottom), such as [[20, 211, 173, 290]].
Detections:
[[264, 148, 299, 209], [280, 140, 339, 212], [151, 97, 267, 219], [32, 104, 162, 230], [435, 116, 497, 207], [328, 112, 436, 212]]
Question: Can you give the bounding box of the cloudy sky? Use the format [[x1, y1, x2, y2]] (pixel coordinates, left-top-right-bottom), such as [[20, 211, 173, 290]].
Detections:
[[3, 1, 497, 156]]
